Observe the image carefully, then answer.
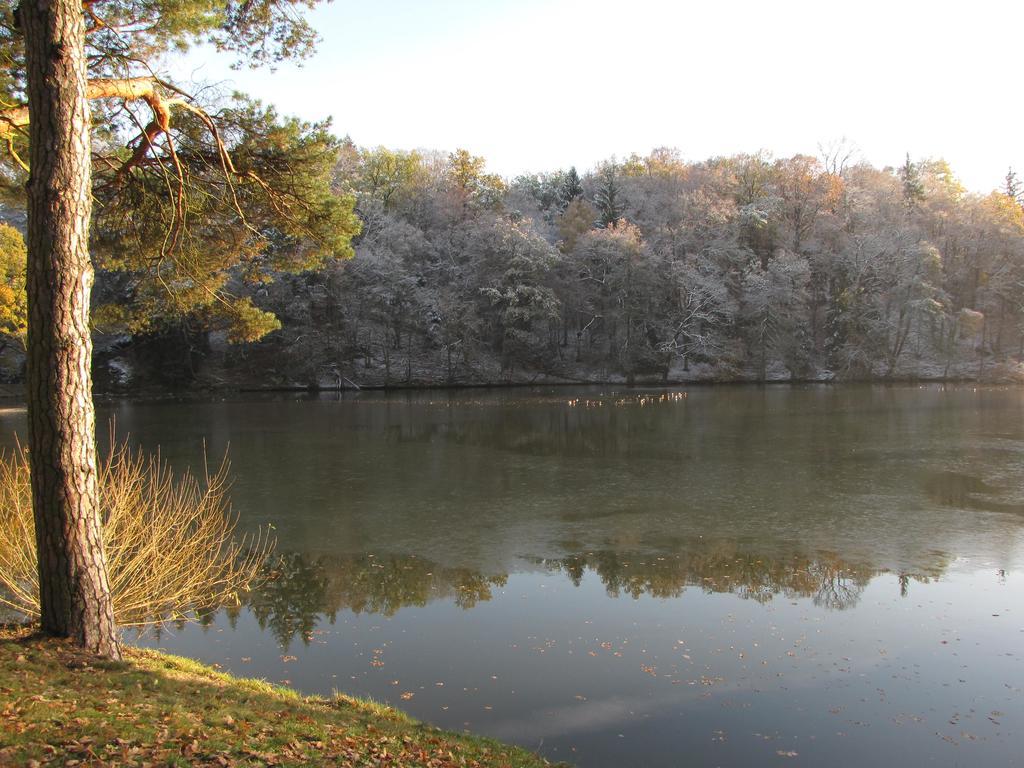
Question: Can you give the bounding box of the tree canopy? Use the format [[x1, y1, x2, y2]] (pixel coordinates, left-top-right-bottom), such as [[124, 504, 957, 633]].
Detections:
[[0, 0, 355, 657], [1, 0, 360, 342]]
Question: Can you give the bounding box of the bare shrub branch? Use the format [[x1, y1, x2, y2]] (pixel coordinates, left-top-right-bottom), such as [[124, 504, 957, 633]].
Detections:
[[0, 438, 272, 628]]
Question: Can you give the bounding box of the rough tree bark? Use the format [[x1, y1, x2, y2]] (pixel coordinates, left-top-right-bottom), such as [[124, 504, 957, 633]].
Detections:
[[20, 0, 120, 658]]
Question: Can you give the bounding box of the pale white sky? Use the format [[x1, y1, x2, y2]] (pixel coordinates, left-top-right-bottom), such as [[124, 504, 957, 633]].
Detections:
[[174, 0, 1022, 192]]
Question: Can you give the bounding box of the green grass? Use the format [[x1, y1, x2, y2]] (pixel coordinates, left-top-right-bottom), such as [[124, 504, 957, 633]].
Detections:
[[0, 624, 562, 767]]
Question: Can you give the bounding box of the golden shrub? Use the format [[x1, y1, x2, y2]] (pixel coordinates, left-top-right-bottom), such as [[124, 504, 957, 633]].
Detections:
[[0, 440, 271, 627]]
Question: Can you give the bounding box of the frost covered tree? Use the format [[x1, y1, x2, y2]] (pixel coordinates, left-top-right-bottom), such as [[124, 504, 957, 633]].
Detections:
[[95, 144, 1024, 390], [879, 240, 943, 375], [479, 220, 560, 372], [656, 252, 733, 375], [740, 253, 812, 380]]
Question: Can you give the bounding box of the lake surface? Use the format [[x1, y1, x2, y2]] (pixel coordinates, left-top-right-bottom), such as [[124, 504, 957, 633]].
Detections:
[[3, 384, 1023, 766]]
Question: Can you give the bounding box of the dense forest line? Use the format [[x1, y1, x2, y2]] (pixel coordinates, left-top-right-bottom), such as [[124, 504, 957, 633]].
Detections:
[[8, 144, 1024, 389]]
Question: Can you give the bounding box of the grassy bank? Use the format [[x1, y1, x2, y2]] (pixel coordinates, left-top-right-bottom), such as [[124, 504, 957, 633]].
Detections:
[[0, 625, 559, 767]]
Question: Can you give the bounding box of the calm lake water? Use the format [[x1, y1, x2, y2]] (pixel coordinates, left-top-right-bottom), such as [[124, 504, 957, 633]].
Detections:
[[3, 384, 1024, 766]]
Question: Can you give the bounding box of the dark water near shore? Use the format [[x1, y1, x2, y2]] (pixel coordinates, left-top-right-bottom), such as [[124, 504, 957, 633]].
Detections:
[[3, 384, 1023, 766]]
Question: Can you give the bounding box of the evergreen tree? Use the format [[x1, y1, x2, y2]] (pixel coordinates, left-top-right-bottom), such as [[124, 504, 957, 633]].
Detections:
[[1, 1, 360, 342], [0, 0, 351, 656], [593, 164, 625, 227], [1005, 167, 1021, 204], [558, 166, 583, 209], [899, 153, 925, 211]]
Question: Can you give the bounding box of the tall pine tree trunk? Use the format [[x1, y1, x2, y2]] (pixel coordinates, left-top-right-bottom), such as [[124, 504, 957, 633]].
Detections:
[[21, 0, 120, 658]]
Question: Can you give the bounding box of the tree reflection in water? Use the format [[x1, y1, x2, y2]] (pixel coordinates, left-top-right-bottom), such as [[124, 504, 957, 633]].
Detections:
[[238, 542, 947, 648], [247, 552, 506, 649]]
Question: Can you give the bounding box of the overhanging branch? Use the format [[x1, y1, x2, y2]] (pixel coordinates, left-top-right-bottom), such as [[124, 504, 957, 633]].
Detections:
[[1, 78, 239, 181]]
